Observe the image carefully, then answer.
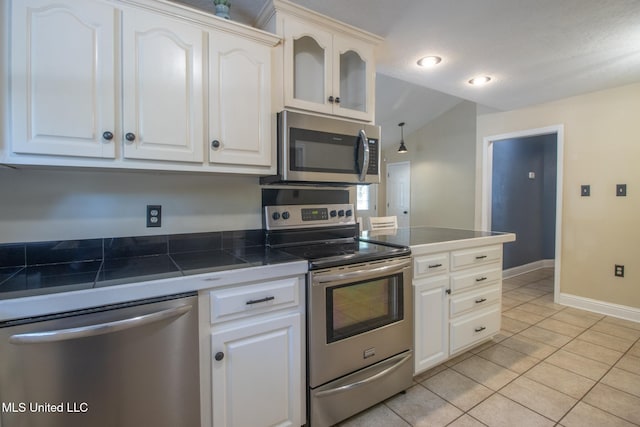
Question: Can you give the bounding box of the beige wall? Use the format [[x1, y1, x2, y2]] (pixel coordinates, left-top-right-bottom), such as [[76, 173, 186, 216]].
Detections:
[[380, 100, 477, 229], [476, 82, 640, 309], [0, 168, 262, 243]]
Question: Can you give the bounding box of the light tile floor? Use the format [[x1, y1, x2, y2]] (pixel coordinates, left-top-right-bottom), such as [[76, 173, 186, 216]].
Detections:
[[338, 268, 640, 427]]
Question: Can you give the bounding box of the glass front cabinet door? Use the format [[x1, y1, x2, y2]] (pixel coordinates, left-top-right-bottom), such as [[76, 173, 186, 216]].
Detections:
[[281, 16, 379, 122]]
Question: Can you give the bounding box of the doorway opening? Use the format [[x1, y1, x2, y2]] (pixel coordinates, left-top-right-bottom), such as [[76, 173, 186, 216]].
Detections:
[[481, 125, 564, 302]]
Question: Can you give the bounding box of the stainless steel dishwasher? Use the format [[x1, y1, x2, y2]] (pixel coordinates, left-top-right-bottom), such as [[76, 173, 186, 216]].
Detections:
[[0, 292, 200, 427]]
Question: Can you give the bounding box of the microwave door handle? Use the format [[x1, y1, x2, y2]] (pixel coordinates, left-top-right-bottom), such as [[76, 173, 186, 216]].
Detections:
[[358, 129, 369, 182]]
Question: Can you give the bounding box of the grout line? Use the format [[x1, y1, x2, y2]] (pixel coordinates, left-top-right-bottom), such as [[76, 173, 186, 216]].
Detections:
[[364, 269, 639, 426]]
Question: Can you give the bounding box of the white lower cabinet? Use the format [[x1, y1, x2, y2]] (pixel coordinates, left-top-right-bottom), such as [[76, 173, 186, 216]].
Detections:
[[413, 243, 504, 375], [200, 275, 304, 427], [211, 313, 301, 427], [413, 276, 449, 373], [449, 306, 500, 354]]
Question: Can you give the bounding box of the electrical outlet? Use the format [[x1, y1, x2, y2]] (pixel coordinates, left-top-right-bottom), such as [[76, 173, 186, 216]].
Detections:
[[581, 185, 590, 197], [616, 184, 627, 197], [147, 205, 161, 227], [615, 264, 624, 277]]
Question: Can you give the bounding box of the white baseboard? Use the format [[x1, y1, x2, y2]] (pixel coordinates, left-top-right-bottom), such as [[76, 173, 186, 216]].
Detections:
[[558, 293, 640, 323], [503, 259, 555, 279]]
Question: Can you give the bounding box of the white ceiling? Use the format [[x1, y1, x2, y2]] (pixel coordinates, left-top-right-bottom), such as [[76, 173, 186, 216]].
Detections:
[[176, 0, 640, 147]]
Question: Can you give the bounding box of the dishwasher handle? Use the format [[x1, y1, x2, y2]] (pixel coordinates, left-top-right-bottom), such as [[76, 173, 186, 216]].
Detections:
[[9, 304, 193, 345]]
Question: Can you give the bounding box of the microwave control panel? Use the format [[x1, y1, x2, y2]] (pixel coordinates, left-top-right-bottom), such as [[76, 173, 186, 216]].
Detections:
[[367, 139, 379, 174], [264, 204, 355, 230]]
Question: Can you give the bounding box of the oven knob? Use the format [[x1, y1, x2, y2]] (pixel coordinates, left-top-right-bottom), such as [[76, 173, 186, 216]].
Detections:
[[345, 209, 353, 217], [330, 210, 337, 217], [338, 210, 345, 217], [282, 211, 290, 220], [272, 212, 280, 220]]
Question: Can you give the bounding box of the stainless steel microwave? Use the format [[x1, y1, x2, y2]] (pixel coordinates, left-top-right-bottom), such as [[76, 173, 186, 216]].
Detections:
[[261, 110, 381, 185]]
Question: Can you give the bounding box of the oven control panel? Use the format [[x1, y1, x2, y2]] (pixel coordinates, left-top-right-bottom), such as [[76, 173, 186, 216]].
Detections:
[[264, 204, 356, 230]]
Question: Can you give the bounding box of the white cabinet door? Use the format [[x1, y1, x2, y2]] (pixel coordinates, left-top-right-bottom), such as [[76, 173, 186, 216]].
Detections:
[[209, 31, 272, 167], [10, 0, 116, 158], [281, 17, 375, 122], [332, 34, 375, 122], [121, 9, 204, 163], [414, 276, 449, 374], [282, 18, 333, 115], [211, 313, 302, 427]]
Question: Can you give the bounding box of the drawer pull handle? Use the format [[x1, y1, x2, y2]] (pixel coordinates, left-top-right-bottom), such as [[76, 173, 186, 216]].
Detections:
[[475, 277, 487, 282], [475, 298, 487, 304], [428, 263, 443, 269], [214, 352, 225, 361], [474, 326, 487, 332], [475, 255, 488, 260], [246, 296, 275, 305]]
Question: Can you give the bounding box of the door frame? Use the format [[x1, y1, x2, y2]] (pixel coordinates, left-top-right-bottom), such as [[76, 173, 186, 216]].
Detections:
[[480, 124, 564, 302]]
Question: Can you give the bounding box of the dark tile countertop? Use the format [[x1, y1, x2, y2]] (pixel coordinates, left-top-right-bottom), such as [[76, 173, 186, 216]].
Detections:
[[0, 230, 301, 300]]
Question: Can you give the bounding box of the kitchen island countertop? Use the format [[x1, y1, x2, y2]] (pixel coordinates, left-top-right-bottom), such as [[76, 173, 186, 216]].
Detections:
[[361, 226, 516, 256]]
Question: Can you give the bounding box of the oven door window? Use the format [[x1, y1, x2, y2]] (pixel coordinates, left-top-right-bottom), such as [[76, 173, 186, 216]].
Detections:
[[326, 274, 403, 343]]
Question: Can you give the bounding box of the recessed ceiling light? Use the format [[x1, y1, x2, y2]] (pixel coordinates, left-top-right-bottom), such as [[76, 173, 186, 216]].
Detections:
[[468, 76, 492, 86], [417, 56, 442, 67]]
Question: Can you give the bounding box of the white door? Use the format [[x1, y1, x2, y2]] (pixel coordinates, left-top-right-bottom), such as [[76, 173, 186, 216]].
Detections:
[[386, 161, 411, 227], [11, 0, 116, 158], [209, 30, 272, 167], [121, 9, 204, 163], [211, 313, 302, 427]]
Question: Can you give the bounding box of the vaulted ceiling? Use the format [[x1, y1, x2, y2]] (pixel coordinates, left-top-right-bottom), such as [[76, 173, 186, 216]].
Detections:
[[177, 0, 640, 147]]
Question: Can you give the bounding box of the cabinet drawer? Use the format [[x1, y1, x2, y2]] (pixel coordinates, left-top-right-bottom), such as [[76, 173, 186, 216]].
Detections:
[[450, 306, 500, 354], [414, 253, 449, 278], [450, 245, 502, 270], [209, 277, 300, 324], [450, 265, 502, 294], [450, 284, 501, 317]]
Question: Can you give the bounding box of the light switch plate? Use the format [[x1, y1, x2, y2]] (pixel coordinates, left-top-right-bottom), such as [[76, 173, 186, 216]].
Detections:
[[616, 184, 627, 197], [581, 185, 590, 197]]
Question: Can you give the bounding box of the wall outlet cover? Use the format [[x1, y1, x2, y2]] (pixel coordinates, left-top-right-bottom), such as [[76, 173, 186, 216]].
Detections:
[[147, 205, 162, 227], [615, 264, 625, 277]]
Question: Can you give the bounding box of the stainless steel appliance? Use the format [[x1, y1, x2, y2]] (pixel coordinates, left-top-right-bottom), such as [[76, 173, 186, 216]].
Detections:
[[0, 293, 200, 427], [260, 110, 381, 185], [263, 189, 412, 427]]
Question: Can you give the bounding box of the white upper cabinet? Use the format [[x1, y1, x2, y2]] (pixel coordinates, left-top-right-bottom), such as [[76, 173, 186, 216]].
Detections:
[[4, 0, 279, 173], [259, 0, 382, 122], [208, 30, 272, 167], [10, 0, 117, 158], [121, 8, 205, 163]]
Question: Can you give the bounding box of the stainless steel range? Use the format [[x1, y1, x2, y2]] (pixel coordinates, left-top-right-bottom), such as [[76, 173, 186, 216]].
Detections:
[[263, 189, 413, 427]]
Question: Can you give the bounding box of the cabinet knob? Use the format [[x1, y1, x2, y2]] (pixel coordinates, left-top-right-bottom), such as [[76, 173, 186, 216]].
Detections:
[[334, 96, 340, 104], [328, 95, 334, 103], [445, 289, 451, 295], [125, 132, 136, 142], [211, 140, 220, 149], [214, 352, 225, 361], [102, 131, 114, 141]]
